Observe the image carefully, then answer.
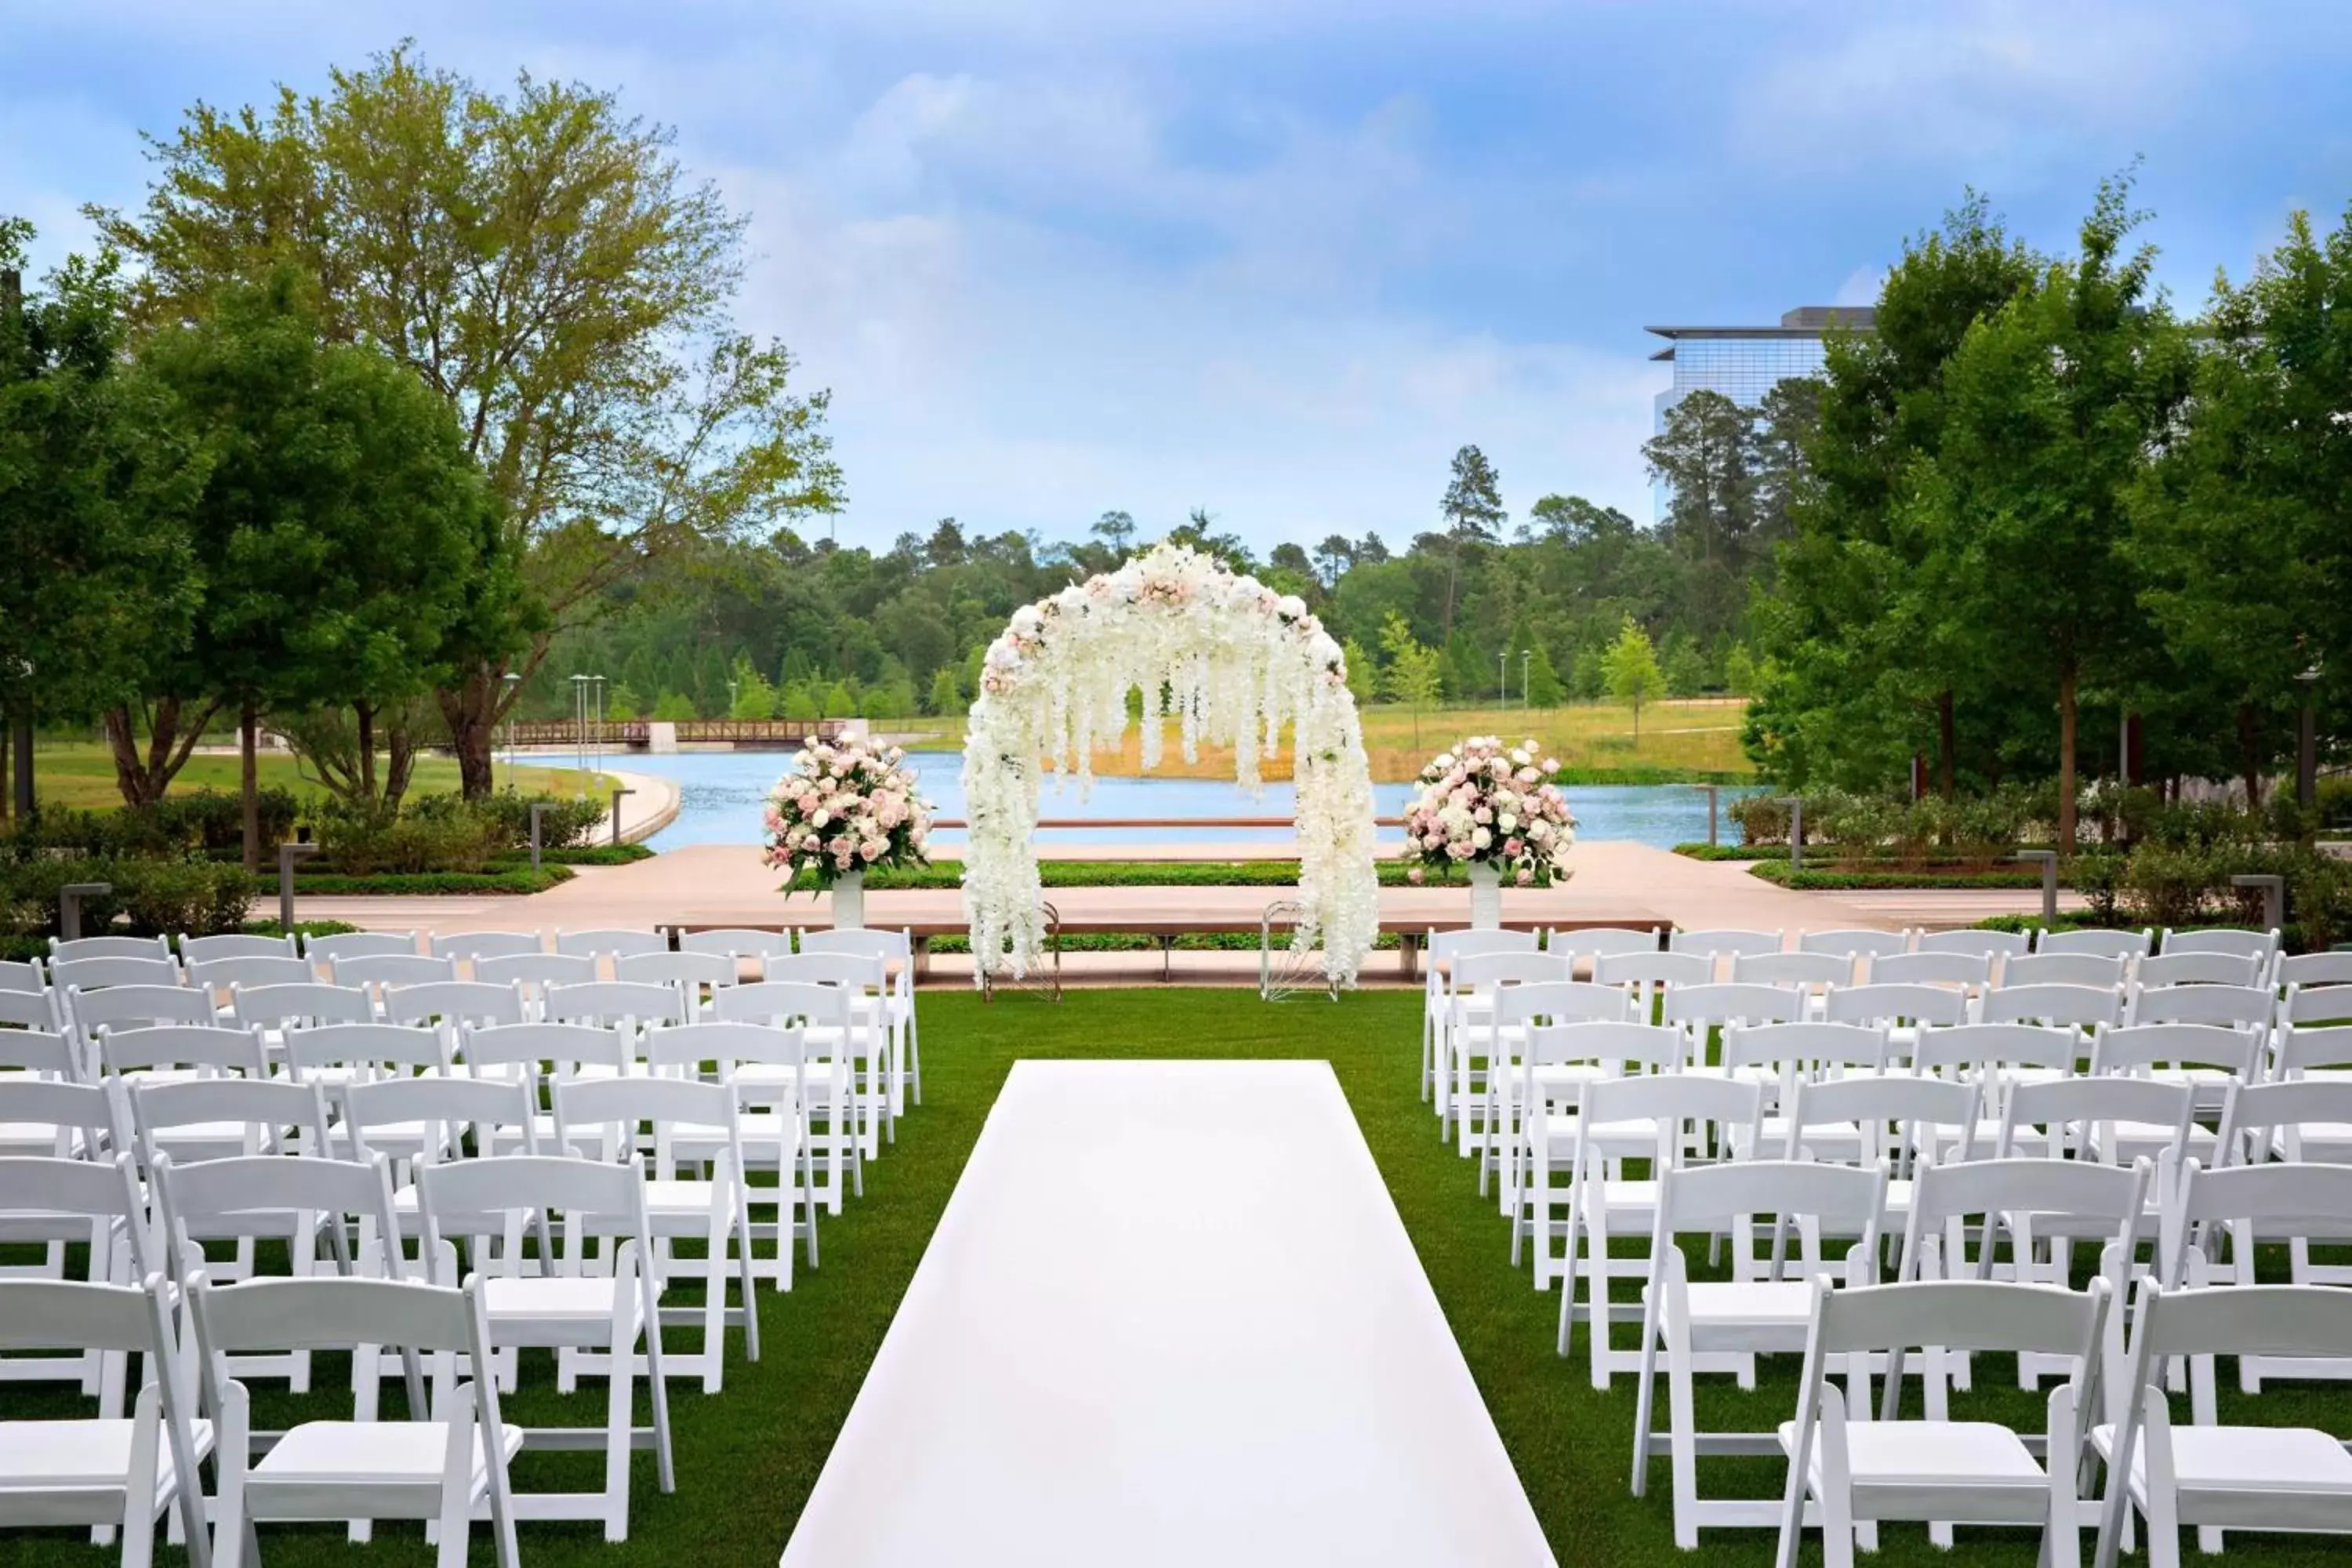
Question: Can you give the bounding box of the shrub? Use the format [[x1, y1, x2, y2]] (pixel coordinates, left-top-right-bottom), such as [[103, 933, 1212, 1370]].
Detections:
[[118, 860, 252, 938], [2120, 843, 2226, 929], [463, 793, 604, 851], [2071, 849, 2124, 925], [2292, 855, 2352, 951], [308, 798, 500, 877], [1729, 794, 1790, 847]]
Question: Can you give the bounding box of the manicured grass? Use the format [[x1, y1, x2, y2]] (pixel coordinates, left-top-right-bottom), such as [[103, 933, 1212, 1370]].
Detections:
[[6, 991, 2342, 1566], [898, 698, 1755, 782], [13, 739, 612, 812]]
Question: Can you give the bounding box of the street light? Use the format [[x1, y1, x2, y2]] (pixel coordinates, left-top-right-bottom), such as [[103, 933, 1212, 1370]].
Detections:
[[590, 674, 607, 789], [2296, 663, 2323, 811], [1520, 649, 1532, 711], [500, 671, 521, 793], [728, 677, 739, 717], [1497, 650, 1510, 710], [568, 674, 591, 799]]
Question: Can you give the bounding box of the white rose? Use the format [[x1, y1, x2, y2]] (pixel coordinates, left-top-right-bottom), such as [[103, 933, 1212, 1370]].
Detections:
[[1497, 812, 1517, 833], [1472, 827, 1493, 850], [811, 809, 829, 828], [1510, 749, 1530, 766], [1433, 753, 1455, 771], [1276, 594, 1307, 619], [1490, 757, 1511, 779]]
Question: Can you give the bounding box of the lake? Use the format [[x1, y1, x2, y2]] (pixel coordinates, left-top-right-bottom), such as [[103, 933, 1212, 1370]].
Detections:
[[606, 750, 1759, 852]]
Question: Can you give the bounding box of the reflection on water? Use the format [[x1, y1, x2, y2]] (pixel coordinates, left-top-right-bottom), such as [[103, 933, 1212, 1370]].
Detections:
[[608, 749, 1760, 852]]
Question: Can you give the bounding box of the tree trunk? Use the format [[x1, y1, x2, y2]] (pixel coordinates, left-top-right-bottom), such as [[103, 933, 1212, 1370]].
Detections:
[[2056, 663, 2078, 855], [356, 702, 377, 807], [0, 728, 9, 826], [240, 702, 260, 873], [437, 665, 503, 800], [1936, 689, 1957, 802], [103, 699, 220, 808], [2237, 703, 2264, 810]]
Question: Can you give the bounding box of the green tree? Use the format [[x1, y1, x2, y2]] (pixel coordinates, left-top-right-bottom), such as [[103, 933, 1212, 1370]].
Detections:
[[728, 659, 777, 719], [822, 680, 855, 718], [0, 229, 206, 820], [136, 275, 517, 833], [652, 690, 695, 720], [2132, 204, 2352, 799], [1439, 443, 1505, 641], [1602, 619, 1667, 740], [1313, 534, 1354, 589], [1911, 176, 2191, 849], [1091, 510, 1136, 557], [1661, 634, 1708, 697], [1522, 644, 1566, 707], [1643, 390, 1758, 642], [927, 666, 964, 717], [1722, 643, 1759, 697], [94, 43, 843, 797], [606, 684, 641, 721], [1341, 637, 1379, 708], [1377, 612, 1443, 746]]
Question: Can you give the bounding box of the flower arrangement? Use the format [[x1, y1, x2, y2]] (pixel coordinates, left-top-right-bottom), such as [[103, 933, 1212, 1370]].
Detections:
[[763, 738, 934, 889], [962, 542, 1381, 985], [1402, 736, 1575, 887]]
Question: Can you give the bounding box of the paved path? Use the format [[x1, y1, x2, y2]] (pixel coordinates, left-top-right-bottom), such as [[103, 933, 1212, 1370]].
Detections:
[[290, 840, 2060, 952], [779, 1061, 1555, 1568]]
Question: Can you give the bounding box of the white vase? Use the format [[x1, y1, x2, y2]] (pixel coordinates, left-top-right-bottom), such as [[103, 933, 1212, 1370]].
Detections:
[[830, 869, 866, 930], [1465, 860, 1502, 930]]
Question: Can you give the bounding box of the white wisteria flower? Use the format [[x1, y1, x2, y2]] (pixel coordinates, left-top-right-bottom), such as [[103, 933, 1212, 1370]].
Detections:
[[960, 542, 1381, 985]]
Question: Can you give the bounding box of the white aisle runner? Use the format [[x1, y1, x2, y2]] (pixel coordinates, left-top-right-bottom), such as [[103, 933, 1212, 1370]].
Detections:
[[780, 1058, 1555, 1567]]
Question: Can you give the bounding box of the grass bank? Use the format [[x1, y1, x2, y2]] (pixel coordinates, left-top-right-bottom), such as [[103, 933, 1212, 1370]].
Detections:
[[9, 739, 614, 814]]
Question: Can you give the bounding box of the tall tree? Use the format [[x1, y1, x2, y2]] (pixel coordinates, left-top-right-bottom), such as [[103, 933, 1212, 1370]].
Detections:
[[0, 227, 206, 816], [1439, 444, 1504, 642], [136, 275, 519, 831], [1091, 510, 1136, 557], [1642, 390, 1758, 642], [1377, 611, 1443, 746], [1602, 618, 1667, 740], [2132, 203, 2352, 797], [1312, 533, 1354, 589], [93, 43, 842, 797], [1909, 177, 2193, 849]]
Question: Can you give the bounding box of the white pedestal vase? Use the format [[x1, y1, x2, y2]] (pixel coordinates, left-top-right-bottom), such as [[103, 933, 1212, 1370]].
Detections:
[[830, 869, 866, 930], [1465, 861, 1502, 930]]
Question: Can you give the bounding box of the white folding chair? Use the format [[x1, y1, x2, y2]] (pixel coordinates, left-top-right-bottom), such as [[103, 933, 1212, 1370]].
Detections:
[[2157, 925, 2278, 964], [225, 983, 373, 1065], [178, 933, 295, 965], [0, 958, 48, 997], [2092, 1282, 2352, 1568], [1442, 950, 1573, 1153], [1592, 949, 1713, 1030], [616, 949, 739, 1025], [303, 931, 422, 967], [2001, 1075, 2195, 1185], [0, 1275, 212, 1568], [763, 951, 895, 1154], [383, 978, 525, 1040], [342, 1075, 548, 1299], [543, 981, 690, 1067], [1558, 1073, 1767, 1387], [1867, 949, 1994, 993], [1801, 928, 1910, 964], [2040, 927, 2154, 960], [1486, 980, 1634, 1206], [0, 1155, 162, 1417], [646, 1021, 821, 1289], [2006, 951, 2131, 991], [2276, 950, 2352, 991], [104, 1028, 277, 1165], [187, 956, 313, 1007], [284, 1022, 456, 1160], [2089, 1021, 2259, 1147], [0, 1022, 90, 1163], [54, 960, 187, 1005], [52, 936, 172, 964], [1671, 927, 1785, 979], [1980, 985, 2121, 1068], [1634, 1158, 1888, 1546], [417, 1154, 674, 1541], [1661, 982, 1806, 1073], [1513, 1020, 1682, 1287], [330, 953, 459, 993], [457, 1022, 631, 1156], [68, 988, 214, 1076], [1915, 927, 2031, 962], [1780, 1074, 1983, 1236], [1823, 980, 1973, 1064], [1777, 1276, 2110, 1568], [554, 928, 670, 966], [2136, 952, 2267, 991], [2161, 1160, 2352, 1394], [711, 982, 862, 1212], [555, 1073, 760, 1391], [474, 953, 596, 1020], [800, 927, 923, 1111], [151, 1149, 408, 1404], [677, 927, 796, 963], [1550, 925, 1660, 978], [430, 931, 546, 975], [2126, 983, 2273, 1042], [189, 1272, 517, 1568], [1715, 1022, 1891, 1157], [1733, 951, 1856, 1018]]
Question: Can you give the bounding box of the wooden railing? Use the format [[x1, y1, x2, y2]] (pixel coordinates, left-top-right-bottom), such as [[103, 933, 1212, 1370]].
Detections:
[[506, 718, 850, 748]]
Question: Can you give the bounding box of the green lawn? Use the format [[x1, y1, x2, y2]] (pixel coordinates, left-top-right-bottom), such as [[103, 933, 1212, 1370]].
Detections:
[[5, 990, 2342, 1566], [12, 739, 611, 812]]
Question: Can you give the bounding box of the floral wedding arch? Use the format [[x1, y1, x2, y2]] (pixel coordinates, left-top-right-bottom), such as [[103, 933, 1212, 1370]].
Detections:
[[960, 543, 1381, 986]]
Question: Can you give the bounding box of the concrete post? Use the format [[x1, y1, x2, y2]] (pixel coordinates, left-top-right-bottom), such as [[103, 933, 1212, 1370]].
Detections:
[[528, 802, 550, 871], [59, 882, 111, 942], [2017, 851, 2059, 926], [1704, 784, 1719, 848], [1781, 797, 1804, 874], [2231, 873, 2285, 934], [609, 787, 635, 847], [277, 844, 319, 934]]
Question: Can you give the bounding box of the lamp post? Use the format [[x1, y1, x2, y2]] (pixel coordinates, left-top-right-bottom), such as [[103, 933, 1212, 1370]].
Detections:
[[590, 675, 607, 791], [1497, 651, 1509, 710], [2296, 664, 2322, 811], [568, 674, 590, 799], [728, 677, 739, 718], [1520, 650, 1532, 711], [500, 671, 521, 793]]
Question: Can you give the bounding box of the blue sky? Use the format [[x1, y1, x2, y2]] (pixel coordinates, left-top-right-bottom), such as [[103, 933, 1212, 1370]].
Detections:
[[5, 1, 2351, 550]]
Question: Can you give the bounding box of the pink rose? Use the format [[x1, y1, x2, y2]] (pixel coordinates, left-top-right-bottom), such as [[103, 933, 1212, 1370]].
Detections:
[[1446, 841, 1470, 860], [1406, 866, 1425, 885], [1504, 837, 1523, 857], [1474, 807, 1493, 825], [860, 837, 887, 862], [799, 793, 820, 814], [1423, 832, 1445, 850], [1515, 868, 1534, 887]]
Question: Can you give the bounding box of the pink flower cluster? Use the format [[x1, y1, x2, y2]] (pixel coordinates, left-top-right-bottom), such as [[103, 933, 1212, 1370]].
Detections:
[[1399, 736, 1576, 888], [761, 738, 933, 889]]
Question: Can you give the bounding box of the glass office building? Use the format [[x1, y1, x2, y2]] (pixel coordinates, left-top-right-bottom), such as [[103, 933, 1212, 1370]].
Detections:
[[1646, 304, 1875, 424], [1644, 305, 1874, 514]]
